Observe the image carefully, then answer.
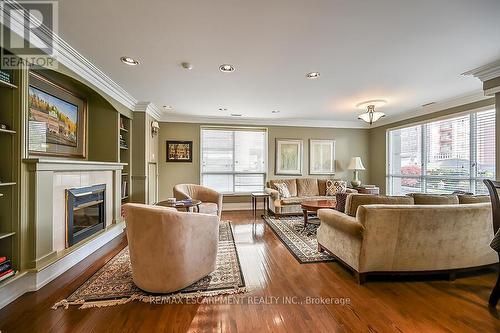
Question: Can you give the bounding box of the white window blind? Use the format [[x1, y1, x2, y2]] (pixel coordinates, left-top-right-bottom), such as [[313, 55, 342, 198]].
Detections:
[[387, 108, 495, 195], [201, 127, 267, 194]]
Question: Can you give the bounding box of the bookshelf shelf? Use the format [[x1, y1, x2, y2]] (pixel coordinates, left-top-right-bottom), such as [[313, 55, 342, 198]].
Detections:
[[0, 182, 16, 187], [119, 115, 131, 203], [119, 127, 128, 132], [0, 128, 16, 134], [0, 80, 18, 89], [0, 232, 15, 240]]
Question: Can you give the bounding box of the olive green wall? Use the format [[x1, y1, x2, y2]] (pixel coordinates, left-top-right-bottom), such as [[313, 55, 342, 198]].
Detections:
[[369, 98, 496, 194], [158, 122, 370, 203]]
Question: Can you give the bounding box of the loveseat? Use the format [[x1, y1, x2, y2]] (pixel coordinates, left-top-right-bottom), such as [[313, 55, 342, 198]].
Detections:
[[265, 178, 357, 217], [317, 193, 497, 283]]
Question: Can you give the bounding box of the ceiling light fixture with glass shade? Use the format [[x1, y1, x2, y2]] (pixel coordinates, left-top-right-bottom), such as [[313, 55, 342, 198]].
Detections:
[[356, 99, 387, 125]]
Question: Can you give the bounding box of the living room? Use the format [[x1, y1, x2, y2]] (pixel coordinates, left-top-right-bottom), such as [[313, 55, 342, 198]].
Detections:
[[0, 0, 500, 332]]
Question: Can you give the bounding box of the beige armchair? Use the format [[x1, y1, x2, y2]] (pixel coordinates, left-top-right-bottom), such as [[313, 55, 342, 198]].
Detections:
[[123, 203, 219, 293], [173, 184, 223, 218]]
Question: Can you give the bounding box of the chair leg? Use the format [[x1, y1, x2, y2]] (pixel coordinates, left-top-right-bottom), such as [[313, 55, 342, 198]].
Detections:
[[489, 263, 500, 307], [318, 243, 324, 253]]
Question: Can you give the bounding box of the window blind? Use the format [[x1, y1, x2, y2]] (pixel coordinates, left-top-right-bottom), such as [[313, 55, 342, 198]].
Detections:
[[387, 108, 495, 195], [201, 127, 267, 194]]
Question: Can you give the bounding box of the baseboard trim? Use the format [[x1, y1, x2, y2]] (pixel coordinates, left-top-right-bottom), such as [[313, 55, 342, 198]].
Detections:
[[0, 222, 125, 309]]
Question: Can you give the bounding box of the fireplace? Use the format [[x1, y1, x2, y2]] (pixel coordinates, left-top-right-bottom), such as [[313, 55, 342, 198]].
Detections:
[[66, 184, 106, 247]]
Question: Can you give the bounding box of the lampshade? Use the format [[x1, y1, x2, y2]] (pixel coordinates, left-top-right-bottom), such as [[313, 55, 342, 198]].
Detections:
[[347, 157, 366, 170], [356, 100, 387, 125], [358, 111, 386, 124]]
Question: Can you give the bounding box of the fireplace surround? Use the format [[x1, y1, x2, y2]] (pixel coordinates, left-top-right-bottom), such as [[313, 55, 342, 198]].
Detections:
[[66, 184, 106, 247]]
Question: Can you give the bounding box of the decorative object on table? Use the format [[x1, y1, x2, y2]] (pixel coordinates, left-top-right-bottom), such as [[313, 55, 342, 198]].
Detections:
[[354, 185, 380, 195], [157, 198, 202, 213], [275, 139, 303, 175], [0, 256, 15, 282], [483, 179, 500, 307], [166, 140, 193, 162], [274, 182, 291, 198], [28, 72, 87, 158], [151, 121, 160, 136], [325, 180, 347, 196], [251, 192, 270, 218], [0, 123, 9, 130], [309, 139, 335, 175], [263, 215, 334, 263], [52, 221, 246, 309], [357, 99, 387, 125], [166, 197, 176, 204], [348, 156, 366, 187]]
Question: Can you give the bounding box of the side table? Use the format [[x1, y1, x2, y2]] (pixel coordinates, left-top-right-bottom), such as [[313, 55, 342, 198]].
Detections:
[[353, 186, 380, 195], [251, 192, 270, 218]]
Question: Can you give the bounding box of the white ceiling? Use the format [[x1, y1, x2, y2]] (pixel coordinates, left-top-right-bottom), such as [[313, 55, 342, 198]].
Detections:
[[58, 0, 500, 126]]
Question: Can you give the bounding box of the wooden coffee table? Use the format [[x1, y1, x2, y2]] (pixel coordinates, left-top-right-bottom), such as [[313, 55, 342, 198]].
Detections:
[[301, 200, 336, 228]]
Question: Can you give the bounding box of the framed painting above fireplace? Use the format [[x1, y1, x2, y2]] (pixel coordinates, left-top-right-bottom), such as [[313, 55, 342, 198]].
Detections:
[[28, 72, 87, 158]]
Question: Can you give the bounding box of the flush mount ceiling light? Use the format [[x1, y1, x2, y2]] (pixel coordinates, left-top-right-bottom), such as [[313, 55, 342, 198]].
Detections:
[[120, 56, 139, 66], [219, 64, 235, 72], [356, 99, 387, 125], [306, 72, 320, 79]]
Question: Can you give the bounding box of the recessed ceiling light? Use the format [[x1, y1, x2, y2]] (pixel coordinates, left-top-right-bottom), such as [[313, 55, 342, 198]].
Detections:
[[230, 113, 242, 117], [181, 62, 193, 70], [163, 105, 173, 110], [218, 108, 228, 111], [306, 72, 320, 79], [272, 110, 280, 113], [120, 56, 139, 66], [219, 64, 235, 72]]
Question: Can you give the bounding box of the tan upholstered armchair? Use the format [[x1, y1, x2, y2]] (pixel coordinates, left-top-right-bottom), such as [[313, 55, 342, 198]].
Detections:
[[123, 203, 219, 293], [173, 184, 223, 218]]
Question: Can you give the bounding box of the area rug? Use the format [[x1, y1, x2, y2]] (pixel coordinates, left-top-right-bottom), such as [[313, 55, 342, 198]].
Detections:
[[263, 215, 334, 263], [53, 221, 246, 309]]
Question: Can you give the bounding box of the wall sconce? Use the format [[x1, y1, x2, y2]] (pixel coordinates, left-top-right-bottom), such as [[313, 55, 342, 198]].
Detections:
[[151, 121, 160, 136]]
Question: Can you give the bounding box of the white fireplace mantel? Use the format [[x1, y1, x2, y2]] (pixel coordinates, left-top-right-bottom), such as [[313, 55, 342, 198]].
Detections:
[[23, 158, 125, 271]]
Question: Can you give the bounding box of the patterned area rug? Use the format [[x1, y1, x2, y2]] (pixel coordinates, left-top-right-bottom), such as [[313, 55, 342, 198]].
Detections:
[[263, 215, 334, 263], [53, 221, 246, 309]]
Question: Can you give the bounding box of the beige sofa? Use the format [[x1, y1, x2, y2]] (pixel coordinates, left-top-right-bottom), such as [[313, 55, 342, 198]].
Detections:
[[173, 184, 223, 218], [123, 203, 219, 293], [265, 178, 357, 217], [317, 194, 497, 283]]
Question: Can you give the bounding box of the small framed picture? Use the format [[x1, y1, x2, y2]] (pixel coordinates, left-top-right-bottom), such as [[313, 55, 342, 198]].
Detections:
[[275, 139, 303, 175], [309, 139, 335, 175], [166, 140, 193, 162]]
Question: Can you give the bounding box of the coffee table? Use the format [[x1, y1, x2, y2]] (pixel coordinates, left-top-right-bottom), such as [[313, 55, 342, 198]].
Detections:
[[301, 200, 336, 228], [156, 199, 202, 212]]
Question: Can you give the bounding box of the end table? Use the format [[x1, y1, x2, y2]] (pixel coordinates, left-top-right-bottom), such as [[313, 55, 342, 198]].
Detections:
[[251, 192, 270, 218]]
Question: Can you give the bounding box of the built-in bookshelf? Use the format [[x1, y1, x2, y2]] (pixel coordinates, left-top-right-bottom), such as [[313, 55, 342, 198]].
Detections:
[[119, 115, 131, 202], [0, 55, 21, 281]]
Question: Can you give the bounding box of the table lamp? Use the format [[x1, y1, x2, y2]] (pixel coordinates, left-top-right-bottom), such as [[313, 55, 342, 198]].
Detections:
[[348, 157, 365, 187]]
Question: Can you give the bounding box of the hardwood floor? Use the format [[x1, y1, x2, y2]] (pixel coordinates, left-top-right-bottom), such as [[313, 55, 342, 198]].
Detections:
[[1, 210, 499, 332]]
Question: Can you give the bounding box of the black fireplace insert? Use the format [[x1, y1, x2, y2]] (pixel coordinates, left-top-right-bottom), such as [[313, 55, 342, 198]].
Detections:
[[66, 184, 106, 247]]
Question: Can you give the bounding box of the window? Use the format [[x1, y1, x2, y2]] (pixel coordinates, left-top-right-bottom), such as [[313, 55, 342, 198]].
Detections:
[[201, 127, 267, 194], [387, 108, 495, 195]]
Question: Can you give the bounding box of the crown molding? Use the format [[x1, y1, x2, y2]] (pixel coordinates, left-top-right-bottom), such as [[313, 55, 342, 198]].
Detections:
[[1, 0, 137, 110], [134, 102, 161, 120], [370, 90, 492, 128], [159, 114, 368, 129], [463, 59, 500, 82]]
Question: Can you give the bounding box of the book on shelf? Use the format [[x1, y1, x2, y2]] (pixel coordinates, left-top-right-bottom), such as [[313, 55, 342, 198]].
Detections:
[[0, 256, 7, 264], [0, 259, 12, 273], [121, 180, 128, 198], [0, 269, 15, 282]]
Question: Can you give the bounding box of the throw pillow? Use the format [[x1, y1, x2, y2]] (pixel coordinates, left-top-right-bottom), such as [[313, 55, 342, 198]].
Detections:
[[326, 180, 347, 196], [336, 192, 349, 212], [274, 183, 291, 198]]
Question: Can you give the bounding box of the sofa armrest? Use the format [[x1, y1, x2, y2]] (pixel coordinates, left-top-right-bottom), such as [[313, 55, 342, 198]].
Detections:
[[265, 187, 280, 200], [318, 208, 364, 237]]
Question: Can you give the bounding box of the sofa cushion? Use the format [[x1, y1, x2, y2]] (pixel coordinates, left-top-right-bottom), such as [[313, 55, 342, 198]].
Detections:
[[281, 196, 332, 205], [274, 183, 291, 198], [345, 194, 414, 217], [296, 178, 319, 196], [198, 202, 218, 215], [318, 179, 328, 195], [326, 180, 347, 196], [409, 193, 459, 205], [269, 179, 297, 197], [458, 195, 490, 204]]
